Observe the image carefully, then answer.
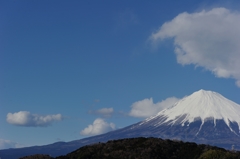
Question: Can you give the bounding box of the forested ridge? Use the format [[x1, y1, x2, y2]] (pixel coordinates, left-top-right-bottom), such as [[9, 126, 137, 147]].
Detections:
[[20, 137, 240, 159]]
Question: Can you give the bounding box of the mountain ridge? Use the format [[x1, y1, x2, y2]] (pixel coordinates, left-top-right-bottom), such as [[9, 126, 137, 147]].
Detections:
[[140, 89, 240, 134], [20, 137, 240, 159], [1, 89, 240, 159]]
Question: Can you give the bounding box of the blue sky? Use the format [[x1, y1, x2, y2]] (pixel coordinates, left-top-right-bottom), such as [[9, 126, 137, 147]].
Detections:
[[1, 0, 240, 149]]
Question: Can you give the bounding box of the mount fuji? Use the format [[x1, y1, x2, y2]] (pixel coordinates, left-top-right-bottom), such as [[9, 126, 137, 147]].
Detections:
[[130, 89, 240, 147], [1, 89, 240, 159], [99, 89, 240, 150]]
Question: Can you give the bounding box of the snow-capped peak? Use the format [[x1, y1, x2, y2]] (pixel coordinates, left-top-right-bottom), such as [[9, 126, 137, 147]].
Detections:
[[148, 90, 240, 133]]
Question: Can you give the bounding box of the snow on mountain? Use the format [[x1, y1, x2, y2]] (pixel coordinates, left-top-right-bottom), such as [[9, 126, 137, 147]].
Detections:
[[1, 89, 240, 159], [142, 89, 240, 134]]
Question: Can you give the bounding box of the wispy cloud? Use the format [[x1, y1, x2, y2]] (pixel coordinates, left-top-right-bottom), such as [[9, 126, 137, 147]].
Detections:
[[114, 9, 138, 31], [80, 118, 115, 136], [88, 107, 114, 117], [129, 97, 179, 118], [0, 139, 24, 149], [6, 111, 63, 127], [150, 8, 240, 87]]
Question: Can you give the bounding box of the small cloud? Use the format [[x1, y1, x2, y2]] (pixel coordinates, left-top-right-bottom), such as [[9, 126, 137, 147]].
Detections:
[[129, 97, 179, 118], [94, 99, 100, 103], [80, 118, 115, 136], [6, 111, 63, 127], [149, 7, 240, 87], [114, 9, 138, 31], [88, 108, 114, 117], [0, 139, 24, 149]]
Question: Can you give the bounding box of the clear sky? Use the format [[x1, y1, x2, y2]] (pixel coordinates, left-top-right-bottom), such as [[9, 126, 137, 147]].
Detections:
[[1, 0, 240, 149]]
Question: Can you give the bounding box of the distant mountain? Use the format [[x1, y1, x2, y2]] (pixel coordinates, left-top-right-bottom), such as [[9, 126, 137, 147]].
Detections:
[[132, 89, 240, 148], [21, 138, 240, 159], [1, 90, 240, 159]]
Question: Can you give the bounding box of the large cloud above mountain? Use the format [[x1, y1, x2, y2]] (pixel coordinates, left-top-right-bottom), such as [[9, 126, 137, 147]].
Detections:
[[150, 8, 240, 87]]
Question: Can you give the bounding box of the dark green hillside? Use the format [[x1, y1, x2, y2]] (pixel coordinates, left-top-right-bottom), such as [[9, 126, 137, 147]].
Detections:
[[19, 154, 53, 159], [21, 137, 240, 159]]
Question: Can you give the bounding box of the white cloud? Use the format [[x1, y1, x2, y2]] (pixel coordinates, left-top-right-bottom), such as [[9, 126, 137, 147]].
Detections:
[[89, 108, 114, 117], [129, 97, 179, 118], [0, 139, 23, 149], [80, 118, 115, 136], [150, 8, 240, 87], [6, 111, 63, 127]]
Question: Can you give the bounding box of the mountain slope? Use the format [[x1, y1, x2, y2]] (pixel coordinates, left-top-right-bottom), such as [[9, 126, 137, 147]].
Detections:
[[1, 89, 240, 159], [147, 89, 240, 132], [124, 90, 240, 148]]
